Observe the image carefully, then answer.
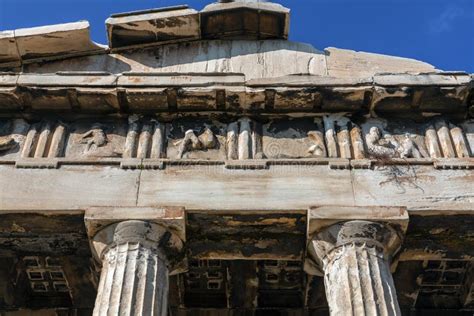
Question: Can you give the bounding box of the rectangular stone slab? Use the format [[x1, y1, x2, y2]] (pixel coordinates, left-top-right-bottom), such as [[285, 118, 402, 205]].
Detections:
[[85, 206, 186, 240], [106, 6, 200, 49], [15, 21, 104, 62], [137, 165, 354, 210], [352, 166, 474, 211], [0, 165, 140, 210], [0, 164, 473, 214], [307, 205, 408, 238], [0, 31, 20, 67]]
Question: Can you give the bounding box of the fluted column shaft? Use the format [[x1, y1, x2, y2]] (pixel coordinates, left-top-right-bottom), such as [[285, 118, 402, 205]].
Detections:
[[308, 220, 404, 316], [91, 220, 183, 316], [94, 242, 168, 316], [323, 243, 401, 316]]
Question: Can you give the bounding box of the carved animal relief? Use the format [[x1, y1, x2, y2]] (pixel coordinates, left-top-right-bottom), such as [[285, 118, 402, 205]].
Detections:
[[176, 128, 217, 159], [167, 120, 226, 160]]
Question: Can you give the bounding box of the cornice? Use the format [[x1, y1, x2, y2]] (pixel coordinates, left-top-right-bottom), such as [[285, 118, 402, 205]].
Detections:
[[0, 71, 472, 116]]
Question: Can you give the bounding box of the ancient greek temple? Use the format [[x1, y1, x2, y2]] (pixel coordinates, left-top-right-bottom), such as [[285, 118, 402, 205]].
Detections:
[[0, 1, 473, 315]]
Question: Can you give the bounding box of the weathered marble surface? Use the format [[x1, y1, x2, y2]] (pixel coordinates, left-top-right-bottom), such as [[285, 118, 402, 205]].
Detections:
[[0, 2, 472, 314], [21, 41, 437, 80], [0, 119, 29, 159], [1, 22, 104, 66], [106, 6, 200, 49], [1, 72, 470, 114], [0, 116, 472, 161], [0, 166, 140, 210], [89, 220, 183, 316], [25, 40, 328, 79], [0, 31, 20, 67], [0, 164, 472, 212], [64, 120, 127, 159], [306, 213, 408, 315], [326, 47, 436, 78]]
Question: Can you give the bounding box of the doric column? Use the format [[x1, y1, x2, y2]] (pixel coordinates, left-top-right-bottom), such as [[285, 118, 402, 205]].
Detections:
[[305, 207, 408, 316], [85, 208, 186, 316]]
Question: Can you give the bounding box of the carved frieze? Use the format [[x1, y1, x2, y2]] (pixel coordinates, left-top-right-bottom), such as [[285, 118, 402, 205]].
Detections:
[[19, 121, 68, 159], [65, 120, 126, 158], [0, 136, 15, 152], [262, 118, 325, 159], [167, 119, 227, 160], [361, 118, 472, 159], [0, 119, 28, 158], [123, 117, 166, 159], [0, 119, 29, 158], [0, 116, 472, 165]]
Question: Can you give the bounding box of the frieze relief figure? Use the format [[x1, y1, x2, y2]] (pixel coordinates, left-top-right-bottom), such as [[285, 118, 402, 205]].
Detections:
[[176, 127, 217, 159], [398, 133, 423, 158], [0, 136, 16, 153], [68, 122, 124, 158], [0, 119, 29, 158], [79, 124, 108, 152], [307, 131, 327, 157], [366, 126, 424, 159]]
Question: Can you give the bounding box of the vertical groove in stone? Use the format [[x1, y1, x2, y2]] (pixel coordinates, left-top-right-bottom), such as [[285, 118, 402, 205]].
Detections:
[[323, 116, 338, 158], [449, 124, 470, 158], [119, 243, 139, 315], [135, 246, 149, 315], [251, 121, 263, 159], [34, 122, 52, 158], [151, 122, 165, 159], [337, 123, 352, 159], [435, 120, 456, 158], [124, 122, 140, 158], [137, 123, 153, 159], [226, 122, 239, 160], [47, 123, 66, 158], [368, 248, 388, 316], [238, 118, 251, 160], [93, 242, 169, 316], [359, 247, 377, 315], [94, 257, 108, 315], [424, 125, 442, 158], [350, 125, 365, 159], [324, 244, 401, 316], [348, 245, 364, 314], [21, 124, 39, 158]]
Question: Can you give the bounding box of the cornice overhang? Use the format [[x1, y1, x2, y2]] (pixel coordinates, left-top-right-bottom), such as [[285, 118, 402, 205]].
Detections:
[[0, 71, 472, 117], [0, 21, 105, 68]]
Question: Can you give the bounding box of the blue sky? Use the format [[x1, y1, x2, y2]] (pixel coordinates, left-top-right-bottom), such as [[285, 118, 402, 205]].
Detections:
[[1, 0, 473, 72]]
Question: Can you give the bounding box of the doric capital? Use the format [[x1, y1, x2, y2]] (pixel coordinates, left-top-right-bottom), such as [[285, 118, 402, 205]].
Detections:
[[305, 206, 409, 276], [92, 220, 183, 263], [308, 220, 403, 269], [85, 207, 186, 273]]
